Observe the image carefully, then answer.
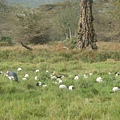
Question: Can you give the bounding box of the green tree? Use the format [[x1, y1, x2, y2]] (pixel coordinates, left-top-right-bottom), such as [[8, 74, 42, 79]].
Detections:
[[11, 5, 52, 44]]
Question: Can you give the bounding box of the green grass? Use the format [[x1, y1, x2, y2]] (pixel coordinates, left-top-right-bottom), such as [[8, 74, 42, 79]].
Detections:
[[0, 44, 120, 120]]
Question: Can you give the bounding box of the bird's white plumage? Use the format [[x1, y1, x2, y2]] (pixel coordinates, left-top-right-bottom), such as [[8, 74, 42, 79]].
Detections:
[[116, 72, 120, 76], [58, 79, 63, 84], [17, 68, 22, 71], [89, 73, 93, 76], [68, 85, 74, 90], [25, 74, 29, 78], [36, 81, 42, 86], [35, 69, 39, 73], [96, 77, 103, 83], [57, 78, 62, 81], [22, 78, 27, 80], [34, 76, 38, 80], [84, 74, 88, 79], [50, 75, 57, 80], [42, 84, 47, 87], [74, 75, 79, 80], [59, 85, 67, 89], [112, 87, 120, 92], [108, 72, 111, 75]]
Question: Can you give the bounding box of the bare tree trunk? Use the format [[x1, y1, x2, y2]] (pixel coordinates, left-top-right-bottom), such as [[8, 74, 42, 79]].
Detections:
[[67, 23, 72, 39], [78, 0, 97, 50]]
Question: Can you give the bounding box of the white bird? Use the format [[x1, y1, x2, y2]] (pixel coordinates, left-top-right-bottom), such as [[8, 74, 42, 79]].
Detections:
[[53, 79, 63, 85], [59, 85, 67, 89], [68, 85, 75, 90], [57, 78, 62, 81], [74, 75, 79, 80], [36, 82, 47, 87], [50, 75, 57, 80], [51, 72, 56, 76], [89, 73, 93, 76], [25, 74, 29, 78], [22, 78, 27, 80], [108, 72, 111, 75], [111, 87, 120, 92], [84, 74, 88, 79], [17, 68, 22, 71], [35, 69, 39, 73], [60, 75, 65, 79], [42, 84, 47, 87], [36, 81, 42, 86], [34, 76, 38, 80], [0, 71, 3, 74], [58, 79, 63, 84], [96, 77, 103, 83], [115, 72, 120, 76]]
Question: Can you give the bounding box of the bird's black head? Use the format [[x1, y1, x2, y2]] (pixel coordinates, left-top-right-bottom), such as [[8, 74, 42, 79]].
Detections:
[[72, 86, 75, 89], [36, 82, 39, 86]]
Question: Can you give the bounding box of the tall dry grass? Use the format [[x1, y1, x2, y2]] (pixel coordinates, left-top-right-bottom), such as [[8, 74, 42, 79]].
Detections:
[[0, 42, 120, 64]]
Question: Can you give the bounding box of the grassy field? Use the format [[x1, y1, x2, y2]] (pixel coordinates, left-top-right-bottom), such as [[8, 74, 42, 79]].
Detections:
[[0, 42, 120, 120]]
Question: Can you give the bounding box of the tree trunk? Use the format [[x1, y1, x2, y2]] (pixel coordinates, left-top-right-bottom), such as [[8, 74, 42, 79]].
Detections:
[[67, 23, 72, 39], [78, 0, 97, 50]]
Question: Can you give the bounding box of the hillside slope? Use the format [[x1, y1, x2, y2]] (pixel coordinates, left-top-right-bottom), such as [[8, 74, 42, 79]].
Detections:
[[7, 0, 63, 8]]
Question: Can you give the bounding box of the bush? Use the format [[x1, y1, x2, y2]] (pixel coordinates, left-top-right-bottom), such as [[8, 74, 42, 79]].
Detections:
[[0, 42, 9, 46], [29, 34, 50, 44], [63, 37, 77, 49], [0, 36, 13, 46]]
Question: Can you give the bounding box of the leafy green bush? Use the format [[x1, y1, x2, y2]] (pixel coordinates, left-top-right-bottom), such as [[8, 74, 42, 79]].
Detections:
[[0, 36, 13, 46], [0, 36, 12, 43]]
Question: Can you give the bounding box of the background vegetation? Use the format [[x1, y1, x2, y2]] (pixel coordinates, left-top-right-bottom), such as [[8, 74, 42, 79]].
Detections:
[[0, 0, 120, 45], [0, 0, 120, 119]]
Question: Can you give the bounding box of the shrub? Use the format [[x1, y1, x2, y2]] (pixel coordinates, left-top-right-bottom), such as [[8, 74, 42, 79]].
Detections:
[[0, 42, 9, 46], [63, 37, 77, 49], [0, 36, 13, 44]]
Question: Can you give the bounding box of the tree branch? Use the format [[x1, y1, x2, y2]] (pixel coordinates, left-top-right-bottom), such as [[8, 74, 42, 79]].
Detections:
[[20, 42, 33, 51]]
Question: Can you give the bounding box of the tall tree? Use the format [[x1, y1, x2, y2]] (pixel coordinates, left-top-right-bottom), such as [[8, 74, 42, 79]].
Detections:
[[77, 0, 97, 50]]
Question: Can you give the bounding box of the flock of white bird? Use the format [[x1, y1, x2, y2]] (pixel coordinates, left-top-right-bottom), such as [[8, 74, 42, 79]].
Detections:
[[0, 68, 120, 92]]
